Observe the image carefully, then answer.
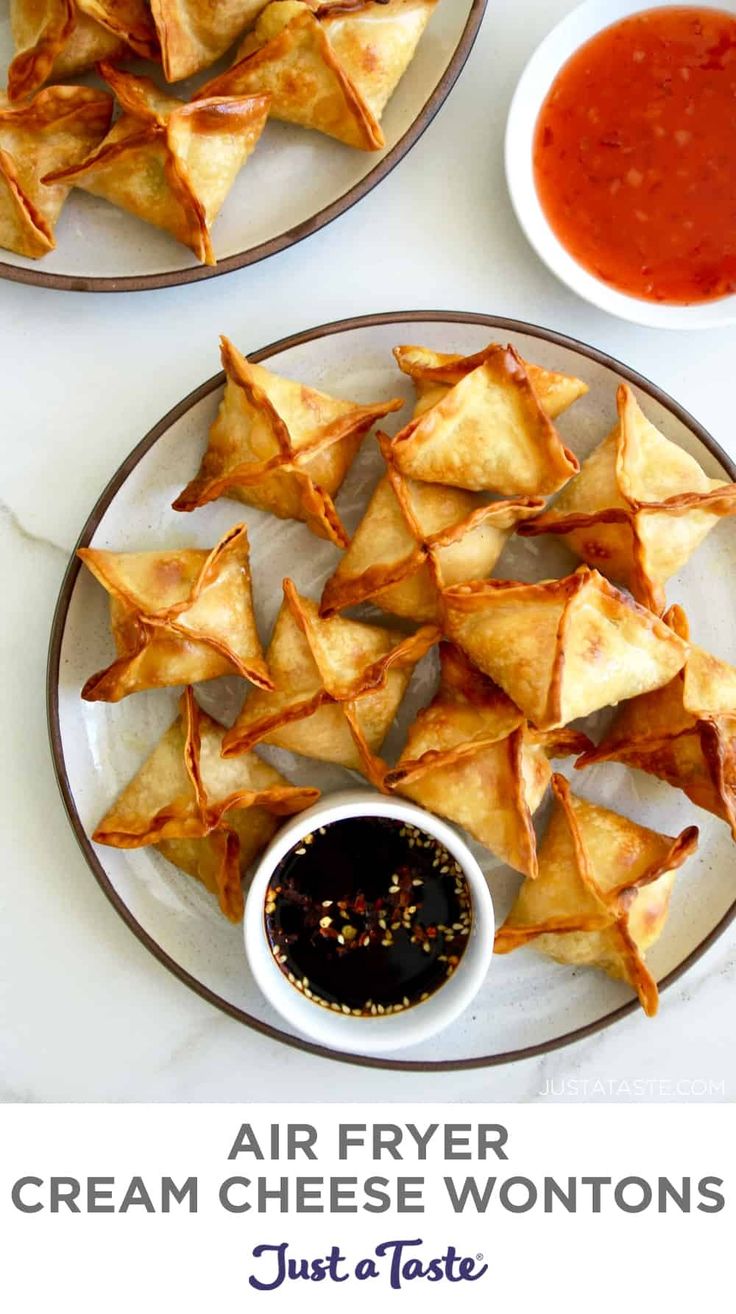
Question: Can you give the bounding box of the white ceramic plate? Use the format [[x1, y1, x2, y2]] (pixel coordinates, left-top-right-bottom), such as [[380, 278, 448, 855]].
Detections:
[[0, 1, 485, 292], [48, 311, 736, 1069], [505, 0, 736, 329]]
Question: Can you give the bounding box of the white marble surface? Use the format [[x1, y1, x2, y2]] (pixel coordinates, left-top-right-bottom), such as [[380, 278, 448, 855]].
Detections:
[[1, 0, 734, 1103]]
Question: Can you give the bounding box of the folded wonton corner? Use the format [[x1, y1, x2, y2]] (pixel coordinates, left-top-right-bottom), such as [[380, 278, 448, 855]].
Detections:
[[79, 522, 272, 702], [0, 85, 112, 259], [394, 341, 589, 421], [519, 384, 736, 614], [151, 0, 267, 82], [578, 604, 736, 839], [387, 343, 581, 496], [442, 566, 689, 731], [8, 0, 158, 101], [221, 578, 439, 784], [320, 432, 544, 622], [385, 644, 591, 876], [198, 0, 438, 150], [173, 336, 403, 546], [93, 687, 319, 921], [42, 64, 270, 265], [494, 774, 699, 1016]]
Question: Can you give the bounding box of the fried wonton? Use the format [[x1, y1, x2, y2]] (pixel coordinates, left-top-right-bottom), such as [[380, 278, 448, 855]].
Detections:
[[394, 342, 589, 421], [173, 336, 403, 547], [494, 774, 698, 1016], [222, 578, 439, 782], [42, 64, 270, 266], [0, 86, 112, 258], [384, 644, 591, 876], [93, 687, 318, 921], [320, 434, 544, 622], [387, 344, 580, 496], [578, 605, 736, 839], [151, 1, 267, 82], [8, 0, 158, 101], [442, 566, 689, 731], [199, 0, 438, 151], [79, 523, 272, 702], [519, 384, 736, 614]]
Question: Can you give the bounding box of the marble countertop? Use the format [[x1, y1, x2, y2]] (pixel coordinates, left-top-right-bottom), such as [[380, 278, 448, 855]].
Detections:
[[2, 0, 734, 1103]]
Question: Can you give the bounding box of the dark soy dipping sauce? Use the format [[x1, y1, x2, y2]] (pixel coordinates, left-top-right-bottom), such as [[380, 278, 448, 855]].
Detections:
[[264, 817, 472, 1017]]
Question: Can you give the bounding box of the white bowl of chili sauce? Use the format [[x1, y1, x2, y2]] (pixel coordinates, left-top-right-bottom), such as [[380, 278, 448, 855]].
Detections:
[[506, 0, 736, 328], [243, 791, 495, 1055]]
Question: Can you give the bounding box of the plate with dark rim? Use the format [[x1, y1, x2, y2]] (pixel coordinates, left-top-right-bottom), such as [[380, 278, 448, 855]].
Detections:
[[0, 2, 486, 293], [47, 310, 736, 1070]]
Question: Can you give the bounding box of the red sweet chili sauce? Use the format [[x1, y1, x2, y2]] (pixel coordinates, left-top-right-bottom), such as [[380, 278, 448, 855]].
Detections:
[[533, 6, 736, 304]]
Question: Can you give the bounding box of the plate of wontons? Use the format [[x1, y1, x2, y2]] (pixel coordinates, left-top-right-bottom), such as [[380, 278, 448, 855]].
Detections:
[[48, 310, 736, 1069], [0, 1, 486, 291]]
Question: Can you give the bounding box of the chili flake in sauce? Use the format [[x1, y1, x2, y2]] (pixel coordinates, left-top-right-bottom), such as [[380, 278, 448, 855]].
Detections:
[[264, 817, 472, 1017], [533, 6, 736, 303]]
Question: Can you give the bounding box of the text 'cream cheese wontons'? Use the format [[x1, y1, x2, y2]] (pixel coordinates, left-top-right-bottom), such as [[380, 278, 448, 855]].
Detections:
[[222, 579, 439, 783], [495, 775, 699, 1016], [578, 605, 736, 840], [173, 336, 402, 546], [385, 644, 591, 877], [42, 64, 271, 266], [94, 687, 319, 921], [442, 566, 689, 731], [79, 523, 271, 702], [199, 0, 439, 150], [519, 384, 736, 613]]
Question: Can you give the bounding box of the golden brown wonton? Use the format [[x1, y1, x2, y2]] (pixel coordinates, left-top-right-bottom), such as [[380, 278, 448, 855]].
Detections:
[[394, 342, 589, 421], [174, 337, 403, 546], [578, 605, 736, 839], [8, 0, 158, 101], [385, 644, 591, 876], [222, 578, 439, 782], [42, 64, 270, 266], [79, 523, 272, 702], [199, 0, 438, 150], [519, 384, 736, 614], [320, 433, 544, 622], [94, 687, 318, 921], [442, 566, 689, 731], [151, 0, 267, 82], [387, 344, 581, 495], [0, 86, 112, 258], [495, 774, 698, 1016]]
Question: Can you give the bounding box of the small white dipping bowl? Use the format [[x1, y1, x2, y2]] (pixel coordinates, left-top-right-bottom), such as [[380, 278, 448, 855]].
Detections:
[[505, 0, 736, 329], [244, 789, 494, 1056]]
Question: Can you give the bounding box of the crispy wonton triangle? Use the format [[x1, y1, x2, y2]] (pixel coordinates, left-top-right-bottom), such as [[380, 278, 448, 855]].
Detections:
[[199, 0, 437, 150], [385, 645, 591, 876], [222, 579, 439, 783], [442, 566, 689, 731], [173, 337, 403, 546], [42, 64, 270, 266], [151, 0, 267, 82], [79, 523, 272, 702], [495, 775, 698, 1015], [519, 384, 736, 613], [578, 605, 736, 839], [0, 86, 112, 258], [320, 433, 544, 622], [387, 344, 580, 495], [8, 0, 158, 101], [93, 687, 318, 921], [394, 343, 589, 421]]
